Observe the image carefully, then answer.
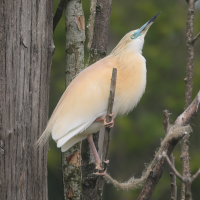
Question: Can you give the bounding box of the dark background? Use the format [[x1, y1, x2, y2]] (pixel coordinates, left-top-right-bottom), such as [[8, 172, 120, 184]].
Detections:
[[48, 0, 200, 199]]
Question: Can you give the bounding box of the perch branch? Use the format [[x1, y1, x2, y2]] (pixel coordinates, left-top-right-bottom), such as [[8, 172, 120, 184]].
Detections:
[[103, 91, 200, 199], [101, 68, 117, 170], [53, 0, 68, 32]]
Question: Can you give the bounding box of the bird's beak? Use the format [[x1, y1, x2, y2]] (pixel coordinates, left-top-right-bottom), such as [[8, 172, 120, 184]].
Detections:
[[134, 12, 161, 38]]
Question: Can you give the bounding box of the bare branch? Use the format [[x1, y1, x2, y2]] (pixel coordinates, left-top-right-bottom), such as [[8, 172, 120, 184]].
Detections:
[[53, 0, 68, 32], [163, 109, 171, 135], [175, 91, 200, 126], [169, 154, 177, 200], [163, 110, 177, 200], [190, 32, 200, 44], [101, 68, 117, 169], [182, 0, 196, 198], [163, 152, 186, 183], [191, 169, 200, 182], [104, 91, 200, 197]]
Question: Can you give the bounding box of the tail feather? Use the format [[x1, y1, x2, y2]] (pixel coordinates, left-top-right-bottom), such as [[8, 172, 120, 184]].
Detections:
[[34, 95, 65, 149], [34, 126, 52, 149]]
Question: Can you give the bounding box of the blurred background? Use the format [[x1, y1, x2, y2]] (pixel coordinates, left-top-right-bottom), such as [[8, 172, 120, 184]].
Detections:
[[48, 0, 200, 199]]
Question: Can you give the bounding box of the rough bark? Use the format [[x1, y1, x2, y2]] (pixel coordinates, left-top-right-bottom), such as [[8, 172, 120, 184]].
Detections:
[[81, 0, 112, 199], [62, 0, 85, 199], [181, 0, 195, 199], [0, 0, 54, 199]]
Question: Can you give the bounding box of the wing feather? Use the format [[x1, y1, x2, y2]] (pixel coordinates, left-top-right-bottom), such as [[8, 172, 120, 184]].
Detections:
[[51, 58, 114, 142]]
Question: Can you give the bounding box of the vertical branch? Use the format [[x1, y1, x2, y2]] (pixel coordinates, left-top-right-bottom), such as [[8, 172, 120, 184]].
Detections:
[[81, 0, 112, 199], [184, 0, 195, 108], [97, 69, 117, 200], [62, 0, 85, 199], [181, 0, 195, 199], [163, 110, 177, 200]]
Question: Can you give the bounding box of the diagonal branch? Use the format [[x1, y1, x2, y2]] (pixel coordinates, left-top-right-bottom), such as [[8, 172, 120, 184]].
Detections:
[[162, 152, 186, 183], [103, 91, 200, 199], [53, 0, 68, 32], [191, 169, 200, 182], [137, 91, 200, 200], [190, 32, 200, 44]]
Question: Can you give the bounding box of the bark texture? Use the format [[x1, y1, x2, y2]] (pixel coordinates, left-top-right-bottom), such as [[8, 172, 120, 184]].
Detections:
[[62, 0, 85, 199], [181, 0, 195, 199], [81, 0, 112, 199], [0, 0, 54, 199]]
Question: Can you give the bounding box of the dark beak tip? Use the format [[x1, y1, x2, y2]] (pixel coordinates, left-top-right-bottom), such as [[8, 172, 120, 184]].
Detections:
[[149, 11, 161, 23]]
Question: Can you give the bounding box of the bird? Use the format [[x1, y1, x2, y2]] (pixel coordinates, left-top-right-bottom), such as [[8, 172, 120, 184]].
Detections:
[[36, 12, 160, 171]]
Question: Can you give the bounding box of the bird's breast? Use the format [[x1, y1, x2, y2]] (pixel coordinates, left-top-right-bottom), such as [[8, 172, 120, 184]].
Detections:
[[113, 54, 146, 116]]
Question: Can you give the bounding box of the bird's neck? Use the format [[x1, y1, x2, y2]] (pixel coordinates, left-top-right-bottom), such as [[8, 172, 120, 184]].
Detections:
[[113, 50, 144, 70]]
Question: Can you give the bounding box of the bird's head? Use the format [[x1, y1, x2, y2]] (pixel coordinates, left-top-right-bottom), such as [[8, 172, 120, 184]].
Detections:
[[110, 12, 161, 56]]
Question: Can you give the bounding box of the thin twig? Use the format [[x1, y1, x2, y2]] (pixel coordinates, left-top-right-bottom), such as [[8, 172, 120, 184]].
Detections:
[[191, 32, 200, 44], [163, 110, 177, 200], [163, 110, 171, 135], [163, 152, 186, 183], [53, 0, 68, 32], [191, 169, 200, 182], [102, 68, 117, 169]]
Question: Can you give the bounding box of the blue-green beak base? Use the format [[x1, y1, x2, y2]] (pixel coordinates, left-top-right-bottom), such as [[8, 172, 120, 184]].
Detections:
[[131, 12, 161, 39]]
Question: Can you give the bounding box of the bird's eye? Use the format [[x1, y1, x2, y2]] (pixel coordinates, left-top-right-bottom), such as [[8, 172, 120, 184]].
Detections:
[[130, 35, 135, 39]]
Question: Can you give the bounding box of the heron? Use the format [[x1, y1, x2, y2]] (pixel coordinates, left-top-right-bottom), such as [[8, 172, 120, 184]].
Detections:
[[36, 12, 161, 172]]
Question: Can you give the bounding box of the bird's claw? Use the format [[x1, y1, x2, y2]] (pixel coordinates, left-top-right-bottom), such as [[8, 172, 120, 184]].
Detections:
[[103, 160, 109, 164], [94, 169, 107, 177], [95, 162, 103, 170], [103, 113, 114, 128]]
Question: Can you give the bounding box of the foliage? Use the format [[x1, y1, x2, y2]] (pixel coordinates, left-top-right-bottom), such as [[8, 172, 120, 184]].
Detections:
[[48, 0, 200, 199]]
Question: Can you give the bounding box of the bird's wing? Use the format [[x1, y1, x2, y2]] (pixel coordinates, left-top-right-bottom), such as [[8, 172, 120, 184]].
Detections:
[[51, 57, 115, 142]]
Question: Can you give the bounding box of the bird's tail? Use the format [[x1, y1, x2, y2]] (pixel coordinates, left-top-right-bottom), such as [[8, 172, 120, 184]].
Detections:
[[34, 125, 52, 149]]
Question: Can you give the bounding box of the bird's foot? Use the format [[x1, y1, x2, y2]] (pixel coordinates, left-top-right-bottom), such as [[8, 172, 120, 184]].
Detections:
[[94, 114, 114, 128], [103, 160, 109, 164], [94, 169, 107, 177], [95, 161, 103, 171], [103, 113, 114, 128]]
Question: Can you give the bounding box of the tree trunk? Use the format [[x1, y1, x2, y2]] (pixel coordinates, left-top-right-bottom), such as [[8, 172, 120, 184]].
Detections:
[[62, 0, 85, 199], [0, 0, 54, 199], [81, 0, 112, 199]]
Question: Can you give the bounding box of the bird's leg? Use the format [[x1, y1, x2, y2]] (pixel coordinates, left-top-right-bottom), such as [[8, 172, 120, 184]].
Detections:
[[95, 113, 114, 128], [87, 134, 103, 170]]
